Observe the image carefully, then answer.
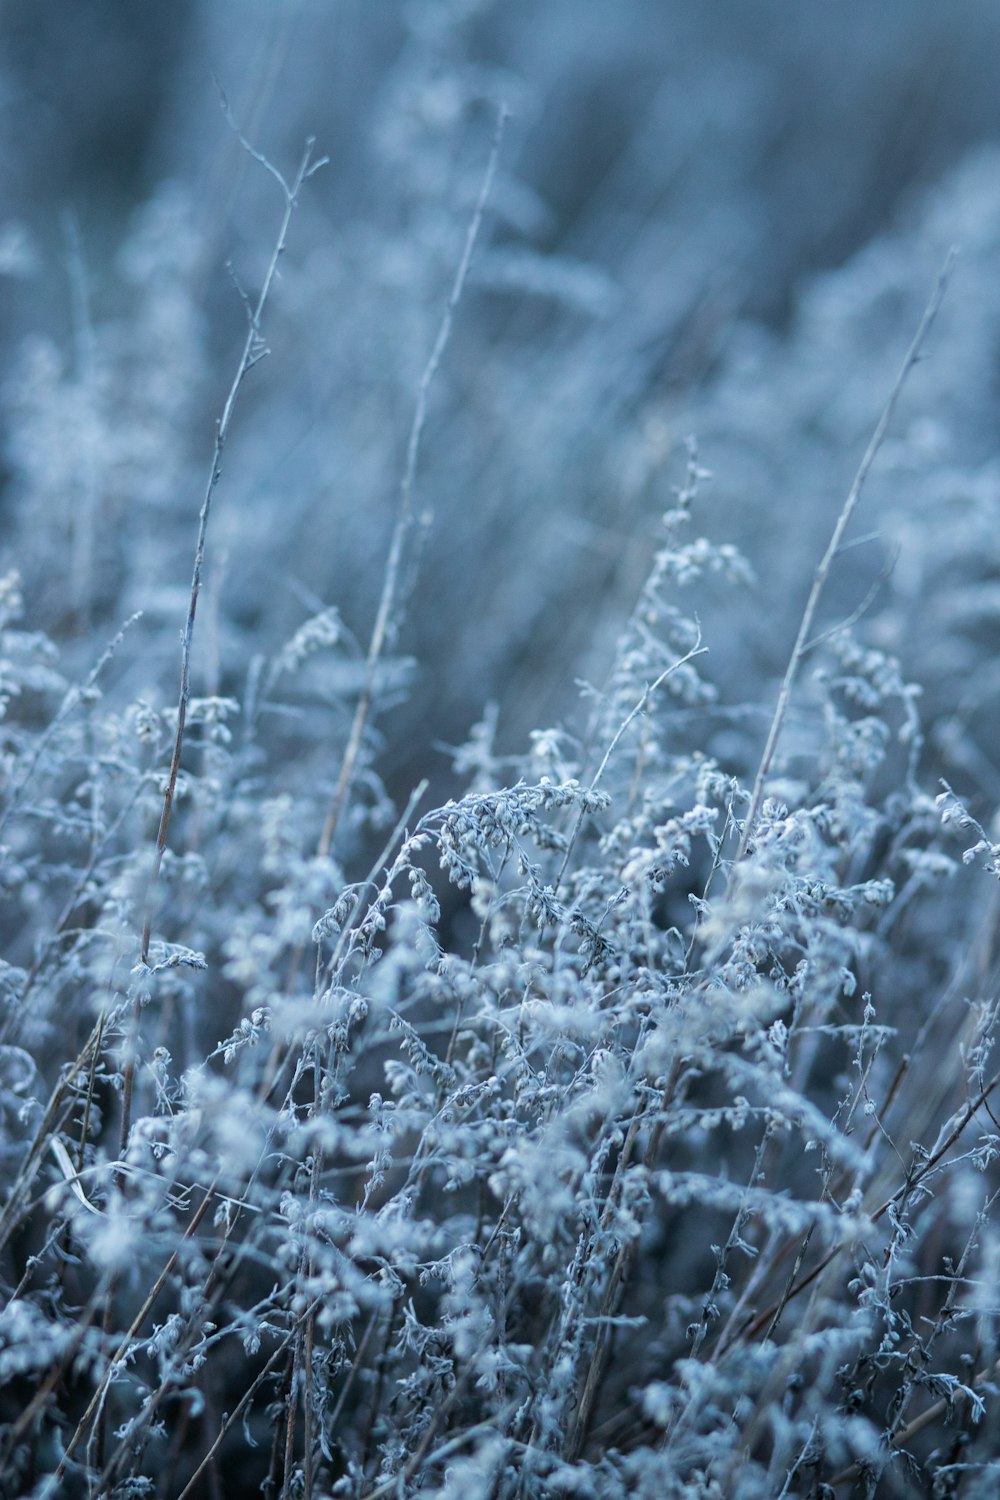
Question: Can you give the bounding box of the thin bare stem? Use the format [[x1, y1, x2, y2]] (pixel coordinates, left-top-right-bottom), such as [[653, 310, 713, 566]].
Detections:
[[173, 1327, 306, 1500], [828, 1353, 1000, 1489], [139, 136, 323, 965], [0, 612, 141, 842], [555, 638, 707, 891], [118, 136, 322, 1182], [318, 106, 507, 858], [51, 1179, 220, 1487], [360, 1420, 508, 1500], [735, 250, 955, 863], [0, 1018, 105, 1253], [739, 1060, 1000, 1344]]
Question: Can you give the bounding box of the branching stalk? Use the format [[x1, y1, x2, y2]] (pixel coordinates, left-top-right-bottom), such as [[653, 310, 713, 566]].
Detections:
[[139, 136, 325, 964], [317, 107, 507, 857], [735, 250, 955, 862]]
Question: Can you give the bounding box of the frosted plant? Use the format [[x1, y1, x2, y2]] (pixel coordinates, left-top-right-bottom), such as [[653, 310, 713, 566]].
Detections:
[[3, 44, 1000, 1500]]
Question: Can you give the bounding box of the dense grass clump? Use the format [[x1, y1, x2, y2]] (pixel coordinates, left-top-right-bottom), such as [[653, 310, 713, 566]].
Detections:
[[3, 63, 1000, 1500]]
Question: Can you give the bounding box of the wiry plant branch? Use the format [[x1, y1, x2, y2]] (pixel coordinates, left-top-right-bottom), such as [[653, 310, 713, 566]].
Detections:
[[735, 250, 955, 862], [139, 135, 325, 965], [317, 106, 507, 858]]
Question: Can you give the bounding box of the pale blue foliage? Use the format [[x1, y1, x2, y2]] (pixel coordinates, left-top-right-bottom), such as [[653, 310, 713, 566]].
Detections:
[[2, 7, 1000, 1498]]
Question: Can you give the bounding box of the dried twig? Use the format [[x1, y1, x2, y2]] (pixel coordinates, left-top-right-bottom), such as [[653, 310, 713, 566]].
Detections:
[[317, 106, 507, 858], [735, 250, 955, 863], [139, 134, 326, 965]]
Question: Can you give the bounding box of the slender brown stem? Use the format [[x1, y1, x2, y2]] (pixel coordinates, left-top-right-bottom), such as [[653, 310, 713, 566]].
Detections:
[[554, 641, 707, 892], [174, 1332, 302, 1500], [0, 1285, 106, 1466], [140, 137, 324, 965], [828, 1354, 1000, 1488], [318, 107, 506, 858], [118, 137, 323, 1183], [0, 1019, 104, 1253], [52, 1179, 220, 1487], [736, 250, 955, 863], [740, 1061, 1000, 1343]]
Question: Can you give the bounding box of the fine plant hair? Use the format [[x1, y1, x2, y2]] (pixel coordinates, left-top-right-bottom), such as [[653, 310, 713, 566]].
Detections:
[[3, 131, 1000, 1500]]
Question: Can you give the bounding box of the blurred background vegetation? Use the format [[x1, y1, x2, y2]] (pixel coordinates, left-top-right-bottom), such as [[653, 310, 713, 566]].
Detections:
[[5, 12, 1000, 1491], [3, 0, 1000, 827]]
